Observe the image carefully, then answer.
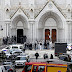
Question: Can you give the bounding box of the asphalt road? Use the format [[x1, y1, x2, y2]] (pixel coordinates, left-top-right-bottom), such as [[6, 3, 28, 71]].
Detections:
[[0, 45, 71, 72]]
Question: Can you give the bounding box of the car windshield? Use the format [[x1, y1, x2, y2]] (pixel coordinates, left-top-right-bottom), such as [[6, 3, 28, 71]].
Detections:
[[59, 56, 66, 60], [12, 46, 18, 49], [24, 65, 32, 71], [6, 47, 10, 49], [16, 57, 26, 60], [4, 66, 11, 70], [15, 52, 22, 53], [4, 63, 12, 65]]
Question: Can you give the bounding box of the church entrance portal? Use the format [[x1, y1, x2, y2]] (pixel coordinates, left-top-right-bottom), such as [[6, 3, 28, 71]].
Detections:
[[17, 29, 23, 43], [45, 29, 56, 43]]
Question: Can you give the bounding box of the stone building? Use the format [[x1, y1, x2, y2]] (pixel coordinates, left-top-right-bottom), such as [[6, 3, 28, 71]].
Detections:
[[0, 0, 72, 44]]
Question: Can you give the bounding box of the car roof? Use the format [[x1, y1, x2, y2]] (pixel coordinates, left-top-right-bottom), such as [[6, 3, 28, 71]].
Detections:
[[17, 55, 28, 57], [25, 61, 67, 66], [12, 50, 22, 53], [59, 55, 68, 57], [29, 59, 67, 64], [25, 62, 46, 65], [9, 44, 23, 46], [1, 65, 11, 66]]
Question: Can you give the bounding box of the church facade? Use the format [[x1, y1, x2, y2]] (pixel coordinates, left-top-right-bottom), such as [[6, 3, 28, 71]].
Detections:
[[0, 0, 72, 44]]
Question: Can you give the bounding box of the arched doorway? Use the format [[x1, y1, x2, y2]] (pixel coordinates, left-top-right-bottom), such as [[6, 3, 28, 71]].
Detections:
[[11, 15, 28, 43], [38, 11, 64, 42], [45, 29, 56, 42]]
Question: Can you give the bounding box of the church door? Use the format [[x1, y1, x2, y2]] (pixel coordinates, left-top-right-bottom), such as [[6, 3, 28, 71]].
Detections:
[[52, 29, 56, 43], [45, 29, 50, 41], [17, 29, 23, 43]]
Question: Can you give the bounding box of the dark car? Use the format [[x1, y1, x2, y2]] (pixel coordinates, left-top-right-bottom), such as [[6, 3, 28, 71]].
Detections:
[[58, 55, 71, 62], [59, 53, 71, 62], [4, 65, 16, 72]]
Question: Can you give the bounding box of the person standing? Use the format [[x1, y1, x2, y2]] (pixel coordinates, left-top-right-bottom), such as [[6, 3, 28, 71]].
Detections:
[[49, 40, 52, 49], [35, 52, 39, 60], [40, 41, 42, 50], [44, 41, 47, 49], [35, 43, 37, 50], [50, 54, 53, 59]]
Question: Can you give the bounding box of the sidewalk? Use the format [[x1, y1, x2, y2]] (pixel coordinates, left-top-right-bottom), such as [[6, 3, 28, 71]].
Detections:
[[25, 49, 58, 59]]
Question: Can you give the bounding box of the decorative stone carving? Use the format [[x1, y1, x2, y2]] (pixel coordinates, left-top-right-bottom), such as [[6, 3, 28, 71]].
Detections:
[[48, 2, 53, 8]]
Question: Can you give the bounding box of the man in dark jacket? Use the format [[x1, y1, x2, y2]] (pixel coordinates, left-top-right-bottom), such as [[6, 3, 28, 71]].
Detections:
[[35, 52, 39, 59], [50, 54, 53, 59]]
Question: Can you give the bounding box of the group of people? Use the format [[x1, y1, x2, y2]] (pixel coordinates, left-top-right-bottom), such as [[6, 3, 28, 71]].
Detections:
[[2, 36, 16, 45], [34, 40, 53, 50], [35, 52, 53, 60], [24, 42, 32, 50], [23, 40, 53, 50], [2, 35, 27, 45]]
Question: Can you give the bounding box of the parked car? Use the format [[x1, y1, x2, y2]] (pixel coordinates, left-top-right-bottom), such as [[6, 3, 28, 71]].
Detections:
[[2, 44, 24, 51], [67, 43, 72, 51], [2, 46, 10, 51], [3, 50, 11, 58], [4, 65, 16, 72], [11, 50, 23, 56], [15, 55, 29, 66], [58, 55, 71, 62], [0, 51, 6, 61], [0, 65, 16, 72], [3, 60, 15, 67], [9, 44, 24, 50]]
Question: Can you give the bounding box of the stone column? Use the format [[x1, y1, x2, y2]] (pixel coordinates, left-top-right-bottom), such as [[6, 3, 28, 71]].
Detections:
[[5, 20, 11, 37], [29, 19, 35, 43], [67, 21, 71, 43]]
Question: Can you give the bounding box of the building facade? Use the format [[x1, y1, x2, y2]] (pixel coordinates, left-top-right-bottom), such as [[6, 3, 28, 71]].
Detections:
[[0, 0, 72, 44]]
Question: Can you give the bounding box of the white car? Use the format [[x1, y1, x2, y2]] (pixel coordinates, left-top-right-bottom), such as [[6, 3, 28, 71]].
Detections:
[[9, 44, 24, 50], [15, 55, 29, 66], [11, 50, 23, 56], [2, 46, 10, 51], [67, 43, 72, 51], [4, 51, 11, 58], [0, 49, 11, 58], [2, 44, 24, 51]]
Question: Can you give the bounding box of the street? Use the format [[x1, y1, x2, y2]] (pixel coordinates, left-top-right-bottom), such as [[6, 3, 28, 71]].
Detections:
[[15, 49, 71, 72], [0, 45, 71, 72]]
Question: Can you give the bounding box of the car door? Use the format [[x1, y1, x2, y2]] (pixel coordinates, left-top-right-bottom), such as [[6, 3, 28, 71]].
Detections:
[[37, 65, 46, 72], [32, 65, 38, 72]]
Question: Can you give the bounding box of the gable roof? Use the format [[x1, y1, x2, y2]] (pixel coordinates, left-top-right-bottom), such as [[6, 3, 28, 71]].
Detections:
[[35, 0, 66, 19], [10, 6, 29, 19]]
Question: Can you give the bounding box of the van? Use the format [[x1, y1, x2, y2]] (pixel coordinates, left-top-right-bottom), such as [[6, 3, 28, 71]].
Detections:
[[22, 62, 69, 72]]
